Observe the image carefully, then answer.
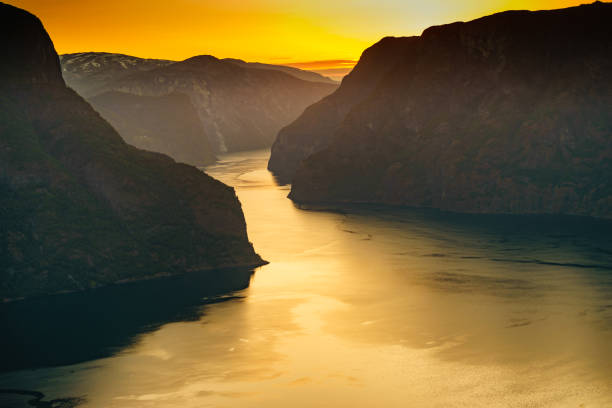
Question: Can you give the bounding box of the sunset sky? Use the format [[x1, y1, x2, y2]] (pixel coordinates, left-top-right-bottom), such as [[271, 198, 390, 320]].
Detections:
[[7, 0, 586, 79]]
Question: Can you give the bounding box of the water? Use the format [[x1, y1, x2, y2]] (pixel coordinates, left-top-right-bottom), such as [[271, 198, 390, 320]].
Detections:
[[1, 149, 611, 407]]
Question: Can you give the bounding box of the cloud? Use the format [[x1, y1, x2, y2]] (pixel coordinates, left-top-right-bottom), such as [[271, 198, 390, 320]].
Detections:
[[282, 59, 357, 80], [284, 60, 357, 69]]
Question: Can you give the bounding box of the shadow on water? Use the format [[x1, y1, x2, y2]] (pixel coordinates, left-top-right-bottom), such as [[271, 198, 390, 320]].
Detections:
[[300, 202, 612, 270], [0, 388, 85, 408], [0, 268, 255, 374]]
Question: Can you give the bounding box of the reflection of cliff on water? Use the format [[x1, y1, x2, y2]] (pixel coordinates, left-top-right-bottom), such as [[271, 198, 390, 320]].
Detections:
[[297, 202, 612, 273], [0, 269, 255, 373]]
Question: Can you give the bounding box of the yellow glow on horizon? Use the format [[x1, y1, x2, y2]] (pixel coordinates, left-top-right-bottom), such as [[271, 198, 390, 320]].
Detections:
[[5, 0, 589, 71]]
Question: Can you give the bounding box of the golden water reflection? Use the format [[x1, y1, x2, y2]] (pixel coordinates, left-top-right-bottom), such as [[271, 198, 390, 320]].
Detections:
[[2, 149, 611, 407]]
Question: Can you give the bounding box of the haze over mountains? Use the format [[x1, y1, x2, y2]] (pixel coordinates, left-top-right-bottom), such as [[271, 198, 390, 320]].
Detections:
[[60, 52, 337, 166], [0, 2, 264, 300], [272, 1, 612, 218]]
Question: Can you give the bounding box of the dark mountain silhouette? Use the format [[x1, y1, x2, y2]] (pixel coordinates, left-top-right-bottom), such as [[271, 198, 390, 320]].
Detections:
[[268, 37, 412, 183], [276, 2, 612, 218], [0, 2, 264, 300]]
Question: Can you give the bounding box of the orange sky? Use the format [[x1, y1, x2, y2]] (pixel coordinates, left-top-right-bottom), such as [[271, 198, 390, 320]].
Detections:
[[6, 0, 587, 78]]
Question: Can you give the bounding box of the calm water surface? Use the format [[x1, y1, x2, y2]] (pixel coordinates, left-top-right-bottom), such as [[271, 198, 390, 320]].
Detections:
[[1, 149, 611, 407]]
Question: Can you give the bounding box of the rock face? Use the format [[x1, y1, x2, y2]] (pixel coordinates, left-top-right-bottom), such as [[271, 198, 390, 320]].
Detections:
[[88, 91, 216, 167], [0, 2, 265, 300], [284, 2, 612, 218], [61, 53, 338, 156], [268, 37, 413, 183]]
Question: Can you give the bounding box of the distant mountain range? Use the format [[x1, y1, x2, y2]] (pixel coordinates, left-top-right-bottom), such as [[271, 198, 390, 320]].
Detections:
[[60, 52, 175, 97], [221, 58, 337, 84], [0, 2, 265, 300], [60, 52, 338, 166], [270, 1, 612, 219]]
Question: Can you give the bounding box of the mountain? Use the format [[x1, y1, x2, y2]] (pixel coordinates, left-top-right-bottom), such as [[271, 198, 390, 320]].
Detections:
[[223, 58, 337, 84], [105, 55, 338, 153], [0, 2, 265, 300], [60, 53, 338, 156], [280, 2, 612, 218], [268, 37, 412, 183], [88, 91, 216, 167], [61, 52, 216, 167], [60, 52, 174, 98]]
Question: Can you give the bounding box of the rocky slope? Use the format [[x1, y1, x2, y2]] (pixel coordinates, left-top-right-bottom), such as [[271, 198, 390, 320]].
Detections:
[[61, 53, 338, 156], [286, 2, 612, 218], [0, 2, 264, 300], [268, 37, 414, 183], [88, 91, 216, 166]]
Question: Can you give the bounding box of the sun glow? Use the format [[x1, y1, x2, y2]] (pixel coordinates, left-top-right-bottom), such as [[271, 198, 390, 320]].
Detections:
[[6, 0, 588, 77]]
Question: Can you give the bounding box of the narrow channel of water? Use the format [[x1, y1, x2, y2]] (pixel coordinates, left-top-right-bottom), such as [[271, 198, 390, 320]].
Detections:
[[1, 149, 611, 407]]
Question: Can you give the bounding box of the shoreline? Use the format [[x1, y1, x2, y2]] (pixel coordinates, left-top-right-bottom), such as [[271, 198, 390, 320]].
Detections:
[[1, 259, 268, 304]]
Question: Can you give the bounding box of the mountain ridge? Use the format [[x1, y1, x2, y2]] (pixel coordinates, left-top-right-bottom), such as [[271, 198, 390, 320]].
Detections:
[[0, 2, 265, 300], [107, 54, 338, 153], [61, 52, 338, 157], [279, 1, 612, 218], [268, 36, 414, 182]]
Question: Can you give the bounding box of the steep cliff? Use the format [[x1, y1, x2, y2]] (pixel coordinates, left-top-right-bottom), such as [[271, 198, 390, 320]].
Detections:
[[287, 2, 612, 218], [0, 2, 264, 300], [268, 37, 414, 183], [88, 91, 216, 166]]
